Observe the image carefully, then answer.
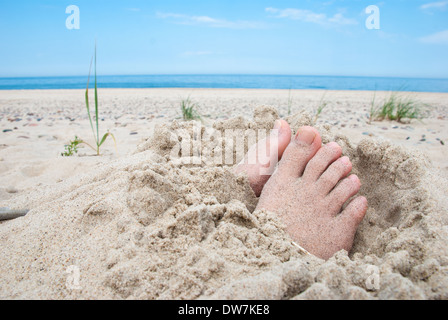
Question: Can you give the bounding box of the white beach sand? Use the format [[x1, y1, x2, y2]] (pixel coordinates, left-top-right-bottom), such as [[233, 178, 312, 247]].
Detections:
[[0, 89, 447, 299]]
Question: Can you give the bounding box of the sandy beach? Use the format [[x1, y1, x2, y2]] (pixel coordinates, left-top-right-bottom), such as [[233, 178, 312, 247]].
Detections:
[[1, 88, 448, 299]]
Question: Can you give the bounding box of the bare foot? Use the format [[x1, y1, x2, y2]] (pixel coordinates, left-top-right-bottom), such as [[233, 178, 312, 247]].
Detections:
[[233, 119, 292, 196], [256, 126, 368, 260]]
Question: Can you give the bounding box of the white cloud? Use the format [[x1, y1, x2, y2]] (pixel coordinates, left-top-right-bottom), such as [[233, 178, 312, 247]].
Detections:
[[420, 30, 448, 44], [156, 12, 265, 29], [420, 1, 448, 10], [265, 7, 357, 26], [328, 13, 358, 25]]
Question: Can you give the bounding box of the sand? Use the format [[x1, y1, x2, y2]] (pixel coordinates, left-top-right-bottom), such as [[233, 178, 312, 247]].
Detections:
[[0, 89, 447, 300]]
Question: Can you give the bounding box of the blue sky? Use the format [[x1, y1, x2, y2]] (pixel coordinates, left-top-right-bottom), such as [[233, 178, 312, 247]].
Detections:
[[0, 0, 447, 78]]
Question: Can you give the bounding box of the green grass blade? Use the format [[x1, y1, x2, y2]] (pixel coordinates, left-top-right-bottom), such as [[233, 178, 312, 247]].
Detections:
[[98, 132, 118, 151], [98, 132, 109, 147], [94, 42, 99, 146], [85, 56, 97, 143]]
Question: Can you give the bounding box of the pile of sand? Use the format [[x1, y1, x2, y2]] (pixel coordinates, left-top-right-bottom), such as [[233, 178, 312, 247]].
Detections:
[[1, 106, 447, 299]]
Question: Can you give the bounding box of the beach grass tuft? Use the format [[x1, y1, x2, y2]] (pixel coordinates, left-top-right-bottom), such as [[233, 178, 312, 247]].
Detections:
[[287, 88, 293, 116], [181, 97, 202, 121], [370, 92, 426, 123], [313, 93, 328, 124]]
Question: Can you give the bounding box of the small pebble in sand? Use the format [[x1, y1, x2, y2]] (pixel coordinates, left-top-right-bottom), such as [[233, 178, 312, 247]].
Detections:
[[3, 129, 12, 133], [406, 137, 411, 140], [441, 140, 445, 146], [6, 187, 18, 194], [130, 132, 138, 135], [392, 126, 399, 129]]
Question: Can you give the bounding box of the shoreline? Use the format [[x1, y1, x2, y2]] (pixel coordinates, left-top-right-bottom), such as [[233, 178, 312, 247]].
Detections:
[[1, 87, 448, 93], [1, 73, 447, 93]]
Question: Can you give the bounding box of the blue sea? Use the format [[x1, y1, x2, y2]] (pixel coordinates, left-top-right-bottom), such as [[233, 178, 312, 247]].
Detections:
[[0, 75, 447, 93]]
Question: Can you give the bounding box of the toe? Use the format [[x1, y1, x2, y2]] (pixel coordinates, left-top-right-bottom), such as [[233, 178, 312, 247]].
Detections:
[[315, 156, 352, 194], [255, 119, 291, 175], [275, 126, 322, 179], [337, 196, 368, 229], [273, 119, 292, 160], [233, 119, 291, 196], [326, 174, 361, 216], [302, 142, 343, 182]]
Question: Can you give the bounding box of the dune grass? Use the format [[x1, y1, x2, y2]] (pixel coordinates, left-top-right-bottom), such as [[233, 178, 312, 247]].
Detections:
[[287, 88, 293, 116], [83, 44, 116, 155], [181, 97, 202, 121], [370, 92, 426, 123], [62, 44, 116, 157], [368, 92, 377, 125], [313, 93, 329, 124]]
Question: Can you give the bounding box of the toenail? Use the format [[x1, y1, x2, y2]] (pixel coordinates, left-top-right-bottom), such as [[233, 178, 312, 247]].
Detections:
[[296, 128, 316, 145]]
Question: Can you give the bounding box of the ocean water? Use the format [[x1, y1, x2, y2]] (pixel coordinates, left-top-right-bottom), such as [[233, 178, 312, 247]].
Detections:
[[0, 75, 447, 92]]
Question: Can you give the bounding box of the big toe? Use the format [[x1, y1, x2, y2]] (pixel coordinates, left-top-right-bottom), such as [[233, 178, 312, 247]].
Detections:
[[275, 119, 293, 159], [276, 126, 322, 180], [234, 119, 292, 196], [255, 119, 292, 176]]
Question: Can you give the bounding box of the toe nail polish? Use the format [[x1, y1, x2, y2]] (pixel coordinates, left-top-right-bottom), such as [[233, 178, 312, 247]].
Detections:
[[296, 128, 316, 145]]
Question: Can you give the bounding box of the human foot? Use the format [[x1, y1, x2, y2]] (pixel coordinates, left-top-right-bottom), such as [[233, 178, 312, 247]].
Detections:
[[256, 127, 368, 260], [233, 119, 292, 196]]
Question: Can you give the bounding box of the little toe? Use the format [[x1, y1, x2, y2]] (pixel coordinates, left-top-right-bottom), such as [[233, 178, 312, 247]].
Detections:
[[337, 196, 368, 229], [302, 142, 343, 182], [326, 174, 361, 216], [316, 156, 352, 194], [276, 126, 322, 179]]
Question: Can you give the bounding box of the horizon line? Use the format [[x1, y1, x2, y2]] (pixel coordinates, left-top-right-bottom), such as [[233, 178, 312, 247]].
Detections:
[[1, 74, 448, 81]]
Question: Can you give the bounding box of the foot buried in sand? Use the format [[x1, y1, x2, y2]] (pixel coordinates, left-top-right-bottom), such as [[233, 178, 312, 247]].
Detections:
[[237, 124, 368, 260]]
